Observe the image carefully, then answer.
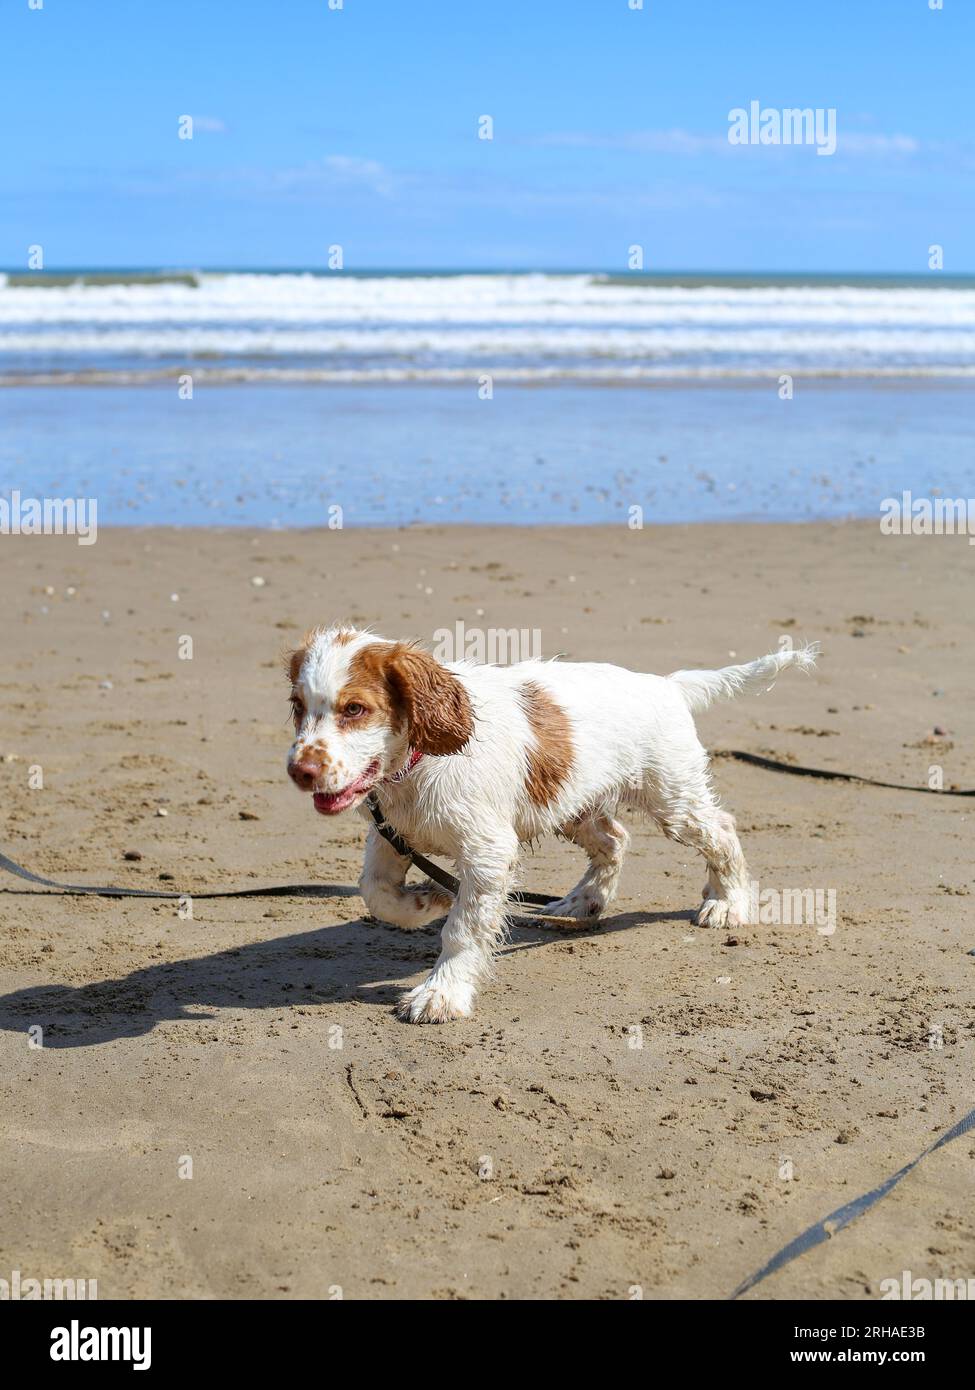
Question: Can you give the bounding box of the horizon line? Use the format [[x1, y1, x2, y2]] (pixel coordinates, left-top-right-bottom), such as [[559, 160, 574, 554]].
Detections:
[[3, 265, 973, 281]]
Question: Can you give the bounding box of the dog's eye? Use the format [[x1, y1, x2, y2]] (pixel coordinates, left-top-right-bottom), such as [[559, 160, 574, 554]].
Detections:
[[290, 698, 305, 723], [344, 702, 366, 718]]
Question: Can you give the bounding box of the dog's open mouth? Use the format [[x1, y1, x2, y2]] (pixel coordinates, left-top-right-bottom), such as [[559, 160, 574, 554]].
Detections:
[[311, 759, 381, 815]]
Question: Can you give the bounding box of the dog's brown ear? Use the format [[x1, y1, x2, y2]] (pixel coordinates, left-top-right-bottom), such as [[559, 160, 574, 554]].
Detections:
[[383, 644, 473, 755]]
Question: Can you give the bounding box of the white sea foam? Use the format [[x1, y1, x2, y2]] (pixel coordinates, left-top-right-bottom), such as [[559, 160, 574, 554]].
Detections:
[[1, 325, 973, 356], [0, 272, 971, 379]]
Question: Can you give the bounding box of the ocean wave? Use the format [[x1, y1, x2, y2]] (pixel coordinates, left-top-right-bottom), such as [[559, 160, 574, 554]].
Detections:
[[0, 325, 971, 359], [1, 272, 972, 379], [0, 271, 972, 326]]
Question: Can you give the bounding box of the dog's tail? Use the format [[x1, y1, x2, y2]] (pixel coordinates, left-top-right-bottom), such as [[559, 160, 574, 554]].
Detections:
[[668, 643, 819, 715]]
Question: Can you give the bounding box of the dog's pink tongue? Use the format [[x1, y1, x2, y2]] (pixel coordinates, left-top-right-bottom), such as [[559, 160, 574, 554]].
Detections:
[[312, 762, 379, 815], [313, 788, 357, 815]]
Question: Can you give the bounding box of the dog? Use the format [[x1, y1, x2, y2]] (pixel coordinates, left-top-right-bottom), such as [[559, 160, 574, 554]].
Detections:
[[285, 627, 818, 1023]]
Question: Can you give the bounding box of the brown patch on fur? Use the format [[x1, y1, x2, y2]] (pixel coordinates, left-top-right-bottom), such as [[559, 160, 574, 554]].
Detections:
[[293, 743, 333, 771], [334, 643, 404, 732], [519, 681, 573, 806], [336, 642, 472, 755], [382, 644, 474, 755]]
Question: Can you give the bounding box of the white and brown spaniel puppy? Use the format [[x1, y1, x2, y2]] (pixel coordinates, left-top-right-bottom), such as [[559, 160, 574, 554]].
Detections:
[[286, 627, 817, 1024]]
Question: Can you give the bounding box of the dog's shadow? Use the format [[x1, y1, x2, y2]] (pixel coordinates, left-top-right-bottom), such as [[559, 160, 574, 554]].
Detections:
[[0, 904, 692, 1048]]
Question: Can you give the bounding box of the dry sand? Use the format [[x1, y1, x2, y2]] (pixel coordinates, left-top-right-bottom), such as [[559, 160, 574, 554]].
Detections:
[[0, 522, 973, 1300]]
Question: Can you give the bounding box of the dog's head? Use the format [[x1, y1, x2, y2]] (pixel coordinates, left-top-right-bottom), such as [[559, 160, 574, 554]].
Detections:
[[285, 627, 473, 815]]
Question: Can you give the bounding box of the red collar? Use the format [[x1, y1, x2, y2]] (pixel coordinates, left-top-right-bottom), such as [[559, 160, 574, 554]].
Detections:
[[384, 748, 424, 784]]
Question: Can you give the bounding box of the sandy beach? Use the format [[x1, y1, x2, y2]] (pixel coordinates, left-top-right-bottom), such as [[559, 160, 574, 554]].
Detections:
[[1, 520, 973, 1300]]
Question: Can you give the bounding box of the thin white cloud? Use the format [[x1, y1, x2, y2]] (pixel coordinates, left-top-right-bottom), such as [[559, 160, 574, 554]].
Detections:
[[321, 154, 398, 196], [243, 155, 399, 198], [839, 132, 920, 155], [147, 155, 401, 200]]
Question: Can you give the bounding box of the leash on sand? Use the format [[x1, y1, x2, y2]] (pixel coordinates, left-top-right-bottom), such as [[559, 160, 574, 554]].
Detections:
[[729, 1103, 975, 1298], [714, 749, 975, 796], [1, 754, 971, 908], [0, 793, 574, 924], [0, 849, 360, 902]]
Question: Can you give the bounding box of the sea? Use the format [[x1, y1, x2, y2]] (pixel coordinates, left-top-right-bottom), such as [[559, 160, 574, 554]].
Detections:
[[1, 270, 972, 526]]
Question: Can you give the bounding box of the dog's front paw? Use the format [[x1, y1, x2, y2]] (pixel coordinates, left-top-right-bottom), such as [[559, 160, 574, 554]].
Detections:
[[696, 891, 749, 929], [397, 976, 474, 1024], [543, 887, 606, 924], [360, 882, 452, 930]]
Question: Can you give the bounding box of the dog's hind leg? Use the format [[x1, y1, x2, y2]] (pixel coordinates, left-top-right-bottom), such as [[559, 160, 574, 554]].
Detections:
[[625, 728, 751, 928], [653, 798, 751, 928], [543, 813, 630, 923], [359, 825, 452, 929]]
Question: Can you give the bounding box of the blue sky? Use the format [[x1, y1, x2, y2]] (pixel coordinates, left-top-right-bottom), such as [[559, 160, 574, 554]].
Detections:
[[2, 0, 972, 272]]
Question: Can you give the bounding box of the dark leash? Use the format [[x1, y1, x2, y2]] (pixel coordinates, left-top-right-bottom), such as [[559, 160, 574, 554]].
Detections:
[[1, 752, 969, 905], [730, 1103, 975, 1298], [0, 800, 567, 921], [715, 749, 975, 796], [364, 796, 465, 899], [0, 848, 358, 901], [364, 794, 575, 924]]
